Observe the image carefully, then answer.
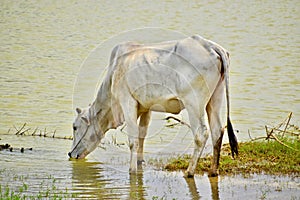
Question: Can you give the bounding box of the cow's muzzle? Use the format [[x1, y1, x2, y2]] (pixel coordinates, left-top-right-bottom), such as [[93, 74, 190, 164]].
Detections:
[[68, 152, 79, 159]]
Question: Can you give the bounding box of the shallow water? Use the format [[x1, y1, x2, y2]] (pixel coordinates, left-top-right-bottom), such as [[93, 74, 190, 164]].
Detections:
[[1, 134, 299, 199], [1, 0, 300, 199]]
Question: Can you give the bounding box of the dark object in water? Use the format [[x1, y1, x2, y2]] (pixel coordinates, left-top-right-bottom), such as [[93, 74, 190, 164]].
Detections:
[[0, 143, 10, 150], [0, 143, 32, 153]]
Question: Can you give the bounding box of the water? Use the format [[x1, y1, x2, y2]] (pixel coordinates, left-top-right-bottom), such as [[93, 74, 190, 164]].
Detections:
[[1, 0, 299, 199], [1, 135, 299, 199]]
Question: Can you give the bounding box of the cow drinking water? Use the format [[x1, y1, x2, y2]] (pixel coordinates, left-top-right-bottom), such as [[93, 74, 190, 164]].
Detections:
[[68, 35, 238, 177]]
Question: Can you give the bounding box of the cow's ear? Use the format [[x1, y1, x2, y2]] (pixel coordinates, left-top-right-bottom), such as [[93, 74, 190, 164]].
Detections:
[[76, 108, 82, 114], [81, 116, 90, 126]]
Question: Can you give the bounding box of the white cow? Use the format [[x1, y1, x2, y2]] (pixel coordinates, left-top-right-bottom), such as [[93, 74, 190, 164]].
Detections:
[[68, 35, 238, 177]]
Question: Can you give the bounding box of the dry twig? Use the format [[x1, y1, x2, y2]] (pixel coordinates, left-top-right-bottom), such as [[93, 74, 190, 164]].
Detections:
[[14, 123, 26, 135], [11, 124, 72, 140], [164, 116, 191, 129], [248, 112, 299, 152], [282, 112, 292, 137]]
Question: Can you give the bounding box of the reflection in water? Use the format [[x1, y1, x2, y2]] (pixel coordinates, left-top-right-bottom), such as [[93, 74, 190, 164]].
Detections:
[[184, 176, 201, 200], [209, 177, 220, 200], [71, 160, 116, 199], [184, 175, 220, 200], [129, 172, 146, 200], [70, 160, 221, 200], [71, 160, 148, 199]]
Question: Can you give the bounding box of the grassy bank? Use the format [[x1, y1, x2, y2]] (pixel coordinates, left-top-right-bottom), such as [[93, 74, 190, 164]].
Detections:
[[165, 138, 300, 176]]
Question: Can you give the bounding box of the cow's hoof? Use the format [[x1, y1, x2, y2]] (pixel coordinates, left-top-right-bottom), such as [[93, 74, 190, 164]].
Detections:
[[184, 171, 194, 178], [129, 168, 137, 174], [137, 160, 144, 170], [137, 159, 145, 166]]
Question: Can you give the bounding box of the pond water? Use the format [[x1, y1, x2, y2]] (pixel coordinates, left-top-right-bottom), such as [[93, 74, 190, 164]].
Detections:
[[1, 0, 299, 199], [1, 134, 299, 199]]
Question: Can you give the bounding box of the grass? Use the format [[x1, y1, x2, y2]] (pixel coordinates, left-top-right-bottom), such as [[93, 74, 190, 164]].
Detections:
[[165, 137, 300, 176], [0, 174, 77, 200], [0, 185, 76, 200]]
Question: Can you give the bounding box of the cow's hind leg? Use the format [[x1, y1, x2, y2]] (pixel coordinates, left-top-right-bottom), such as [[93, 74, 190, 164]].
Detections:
[[137, 111, 151, 167], [185, 106, 209, 177], [206, 79, 225, 177]]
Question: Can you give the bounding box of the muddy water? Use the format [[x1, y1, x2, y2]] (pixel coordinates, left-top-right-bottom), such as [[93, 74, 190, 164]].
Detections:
[[1, 0, 299, 199]]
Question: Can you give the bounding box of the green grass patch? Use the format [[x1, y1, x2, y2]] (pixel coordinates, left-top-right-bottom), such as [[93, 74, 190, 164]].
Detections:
[[0, 174, 77, 200], [165, 138, 300, 176]]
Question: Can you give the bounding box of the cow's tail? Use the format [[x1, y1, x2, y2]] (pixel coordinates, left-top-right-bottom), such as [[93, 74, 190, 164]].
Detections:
[[211, 42, 238, 158]]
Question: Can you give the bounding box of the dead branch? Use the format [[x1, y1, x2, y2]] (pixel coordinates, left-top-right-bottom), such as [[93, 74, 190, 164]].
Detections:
[[31, 127, 37, 135], [282, 112, 292, 137], [265, 125, 274, 140], [15, 123, 26, 135], [270, 131, 299, 151], [289, 124, 300, 132], [248, 129, 270, 141], [164, 116, 191, 129], [247, 113, 299, 152], [248, 129, 253, 140], [19, 128, 31, 136], [264, 124, 299, 151], [11, 124, 73, 140], [52, 130, 56, 138], [165, 123, 180, 128], [275, 112, 291, 130], [272, 127, 299, 136], [44, 127, 47, 137]]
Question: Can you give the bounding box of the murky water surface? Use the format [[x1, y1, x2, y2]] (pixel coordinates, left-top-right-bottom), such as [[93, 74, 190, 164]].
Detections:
[[1, 135, 299, 199], [1, 0, 299, 199]]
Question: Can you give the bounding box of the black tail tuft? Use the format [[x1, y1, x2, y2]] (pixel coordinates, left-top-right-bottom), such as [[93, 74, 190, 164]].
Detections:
[[227, 117, 238, 158]]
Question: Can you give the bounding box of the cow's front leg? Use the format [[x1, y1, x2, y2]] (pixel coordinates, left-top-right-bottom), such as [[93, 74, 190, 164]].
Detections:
[[128, 135, 139, 173], [126, 117, 140, 174], [121, 97, 140, 174]]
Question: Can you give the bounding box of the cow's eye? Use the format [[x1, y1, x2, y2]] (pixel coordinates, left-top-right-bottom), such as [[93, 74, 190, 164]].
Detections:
[[73, 126, 77, 131]]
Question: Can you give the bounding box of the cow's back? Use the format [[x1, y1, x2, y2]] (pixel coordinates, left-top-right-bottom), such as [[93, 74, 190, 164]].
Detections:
[[110, 36, 223, 112]]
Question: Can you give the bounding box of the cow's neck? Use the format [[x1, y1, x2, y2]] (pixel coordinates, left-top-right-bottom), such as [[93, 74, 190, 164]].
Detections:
[[91, 74, 117, 134], [94, 105, 114, 134]]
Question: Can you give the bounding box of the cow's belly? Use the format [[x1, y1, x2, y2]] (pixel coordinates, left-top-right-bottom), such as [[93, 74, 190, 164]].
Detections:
[[131, 84, 184, 114], [148, 98, 184, 114]]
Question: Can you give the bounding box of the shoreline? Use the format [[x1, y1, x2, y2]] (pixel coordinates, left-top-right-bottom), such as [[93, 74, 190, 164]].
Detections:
[[163, 139, 300, 177]]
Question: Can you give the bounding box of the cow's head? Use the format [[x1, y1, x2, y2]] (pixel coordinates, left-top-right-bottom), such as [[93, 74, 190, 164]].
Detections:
[[68, 107, 103, 159]]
